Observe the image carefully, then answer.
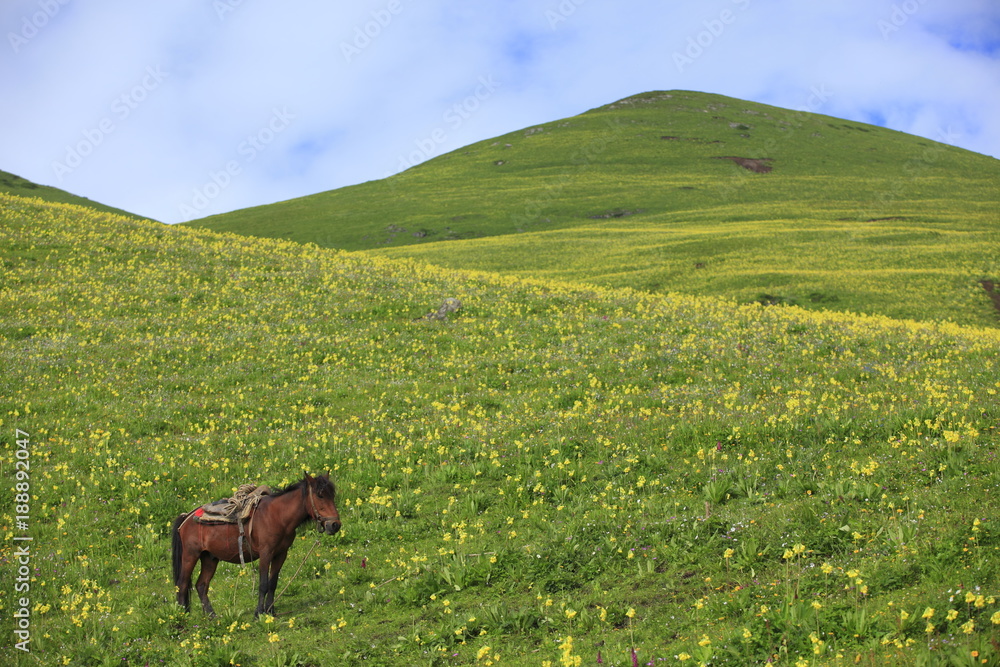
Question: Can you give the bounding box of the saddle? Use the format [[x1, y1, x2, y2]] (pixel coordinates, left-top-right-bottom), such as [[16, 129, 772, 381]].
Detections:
[[191, 484, 271, 565], [193, 484, 271, 524]]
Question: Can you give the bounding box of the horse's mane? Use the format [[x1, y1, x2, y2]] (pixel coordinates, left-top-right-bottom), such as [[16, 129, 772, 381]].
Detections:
[[272, 475, 336, 498]]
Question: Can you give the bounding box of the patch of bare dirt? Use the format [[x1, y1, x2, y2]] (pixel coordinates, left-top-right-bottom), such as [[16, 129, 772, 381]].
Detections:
[[713, 156, 774, 173], [588, 208, 643, 220]]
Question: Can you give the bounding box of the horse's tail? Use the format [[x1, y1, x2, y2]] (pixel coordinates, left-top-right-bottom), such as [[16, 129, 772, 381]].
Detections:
[[171, 513, 189, 586]]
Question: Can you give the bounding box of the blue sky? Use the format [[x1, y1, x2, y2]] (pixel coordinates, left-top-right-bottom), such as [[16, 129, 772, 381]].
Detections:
[[1, 0, 997, 223]]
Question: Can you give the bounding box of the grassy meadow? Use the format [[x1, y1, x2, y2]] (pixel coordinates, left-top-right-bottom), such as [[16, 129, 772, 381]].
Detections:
[[2, 194, 1000, 665], [188, 91, 1000, 328], [376, 215, 1000, 328]]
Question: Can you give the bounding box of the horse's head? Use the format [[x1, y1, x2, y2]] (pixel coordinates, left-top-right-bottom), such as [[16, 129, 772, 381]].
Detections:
[[303, 472, 341, 535]]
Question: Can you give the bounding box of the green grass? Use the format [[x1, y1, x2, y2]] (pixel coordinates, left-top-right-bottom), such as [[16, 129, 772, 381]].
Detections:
[[186, 90, 1000, 327], [2, 194, 1000, 665]]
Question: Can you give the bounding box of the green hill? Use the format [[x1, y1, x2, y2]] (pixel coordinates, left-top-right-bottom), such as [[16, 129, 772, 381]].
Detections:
[[187, 90, 1000, 327], [0, 168, 147, 219], [3, 193, 1000, 665]]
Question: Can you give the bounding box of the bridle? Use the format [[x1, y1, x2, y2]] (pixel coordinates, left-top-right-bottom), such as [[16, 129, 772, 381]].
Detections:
[[306, 480, 338, 529]]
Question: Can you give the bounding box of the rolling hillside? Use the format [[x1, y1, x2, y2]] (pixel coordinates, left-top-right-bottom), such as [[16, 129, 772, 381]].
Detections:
[[0, 168, 145, 219], [2, 193, 999, 665], [187, 90, 1000, 327]]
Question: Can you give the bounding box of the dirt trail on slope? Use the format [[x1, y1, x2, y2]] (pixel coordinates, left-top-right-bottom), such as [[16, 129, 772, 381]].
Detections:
[[980, 279, 1000, 316]]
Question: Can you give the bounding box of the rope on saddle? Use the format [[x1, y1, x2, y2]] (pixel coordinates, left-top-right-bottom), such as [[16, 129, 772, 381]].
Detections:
[[227, 484, 271, 521]]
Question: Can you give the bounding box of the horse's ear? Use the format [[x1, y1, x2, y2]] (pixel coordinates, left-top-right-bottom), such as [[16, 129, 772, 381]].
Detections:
[[303, 470, 311, 481]]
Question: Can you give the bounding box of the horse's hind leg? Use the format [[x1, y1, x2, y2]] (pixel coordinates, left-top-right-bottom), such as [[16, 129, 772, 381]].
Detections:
[[195, 553, 220, 617], [175, 551, 197, 612], [173, 515, 197, 612]]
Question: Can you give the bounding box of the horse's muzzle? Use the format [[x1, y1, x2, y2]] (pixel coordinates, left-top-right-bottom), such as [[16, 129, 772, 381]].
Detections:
[[319, 519, 341, 535]]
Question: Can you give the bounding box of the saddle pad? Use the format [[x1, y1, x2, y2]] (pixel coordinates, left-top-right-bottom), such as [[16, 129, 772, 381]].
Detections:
[[193, 499, 237, 524]]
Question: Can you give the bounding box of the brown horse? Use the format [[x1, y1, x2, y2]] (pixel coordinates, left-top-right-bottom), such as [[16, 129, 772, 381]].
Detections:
[[171, 472, 341, 617]]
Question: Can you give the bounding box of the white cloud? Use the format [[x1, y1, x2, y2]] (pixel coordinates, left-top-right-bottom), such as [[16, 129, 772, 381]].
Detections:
[[1, 0, 997, 223]]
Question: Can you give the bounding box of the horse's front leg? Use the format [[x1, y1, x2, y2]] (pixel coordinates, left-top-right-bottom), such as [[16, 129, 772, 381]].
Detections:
[[255, 552, 273, 618], [262, 549, 289, 616]]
